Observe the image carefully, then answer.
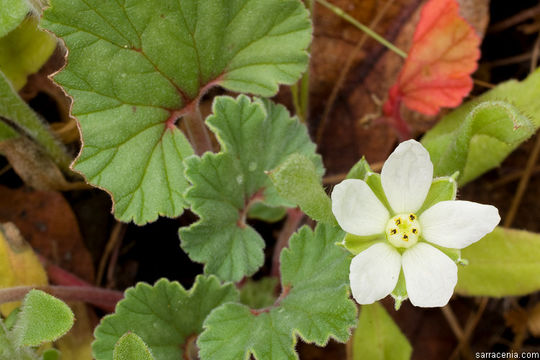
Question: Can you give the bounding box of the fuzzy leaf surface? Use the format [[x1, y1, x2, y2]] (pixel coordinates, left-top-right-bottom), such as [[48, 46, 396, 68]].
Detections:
[[198, 224, 357, 360], [42, 0, 311, 224], [92, 276, 239, 360], [456, 227, 540, 297], [113, 333, 155, 360], [383, 0, 480, 117], [0, 71, 69, 168], [180, 96, 320, 282], [270, 153, 335, 225], [14, 289, 74, 347], [422, 68, 540, 185], [353, 303, 412, 360]]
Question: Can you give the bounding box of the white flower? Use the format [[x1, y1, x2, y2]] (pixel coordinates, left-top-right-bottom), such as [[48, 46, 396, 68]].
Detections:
[[332, 140, 500, 308]]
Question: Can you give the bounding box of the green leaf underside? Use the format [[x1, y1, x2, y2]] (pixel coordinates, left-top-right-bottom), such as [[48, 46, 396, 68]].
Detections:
[[456, 227, 540, 297], [180, 96, 321, 282], [0, 0, 30, 38], [0, 71, 70, 167], [0, 320, 38, 360], [198, 224, 357, 360], [14, 289, 74, 347], [423, 69, 540, 185], [42, 0, 311, 224], [92, 276, 239, 360], [354, 303, 412, 360], [113, 333, 155, 360], [270, 153, 336, 225]]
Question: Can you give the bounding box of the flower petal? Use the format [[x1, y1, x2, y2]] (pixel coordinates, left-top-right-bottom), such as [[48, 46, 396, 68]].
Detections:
[[381, 139, 433, 213], [331, 179, 389, 236], [349, 243, 401, 304], [420, 200, 500, 249], [402, 243, 457, 307]]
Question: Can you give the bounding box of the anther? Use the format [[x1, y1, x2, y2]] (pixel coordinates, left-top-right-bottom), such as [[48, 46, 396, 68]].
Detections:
[[390, 229, 397, 235], [409, 214, 416, 221], [403, 234, 408, 241], [412, 228, 418, 234], [395, 218, 401, 225]]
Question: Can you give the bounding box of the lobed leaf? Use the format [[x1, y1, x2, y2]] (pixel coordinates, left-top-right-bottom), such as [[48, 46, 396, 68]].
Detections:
[[353, 303, 412, 360], [180, 95, 321, 282], [456, 227, 540, 297], [383, 0, 480, 117], [422, 72, 540, 185], [198, 224, 357, 360], [92, 275, 239, 360], [42, 0, 312, 224]]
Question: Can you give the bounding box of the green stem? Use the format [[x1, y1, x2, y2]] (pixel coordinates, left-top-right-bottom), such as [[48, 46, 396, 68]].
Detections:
[[315, 0, 407, 58]]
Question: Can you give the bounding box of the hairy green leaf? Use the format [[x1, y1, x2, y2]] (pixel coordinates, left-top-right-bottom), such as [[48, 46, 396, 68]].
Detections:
[[0, 17, 56, 90], [13, 289, 74, 347], [42, 0, 311, 224], [180, 96, 320, 282], [270, 153, 335, 224], [423, 69, 540, 185], [92, 276, 238, 360], [346, 157, 372, 181], [456, 227, 540, 297], [354, 303, 411, 360], [198, 224, 357, 360], [113, 333, 155, 360], [0, 71, 69, 168], [417, 176, 457, 214]]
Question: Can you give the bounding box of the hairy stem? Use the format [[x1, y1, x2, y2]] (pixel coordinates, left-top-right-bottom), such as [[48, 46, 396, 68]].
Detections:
[[183, 105, 213, 155], [0, 285, 123, 313], [271, 208, 304, 277]]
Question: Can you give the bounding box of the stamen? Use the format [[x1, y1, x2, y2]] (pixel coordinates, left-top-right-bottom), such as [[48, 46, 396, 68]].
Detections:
[[412, 228, 418, 234], [395, 218, 401, 225], [390, 229, 397, 235], [409, 214, 416, 220], [403, 234, 408, 241]]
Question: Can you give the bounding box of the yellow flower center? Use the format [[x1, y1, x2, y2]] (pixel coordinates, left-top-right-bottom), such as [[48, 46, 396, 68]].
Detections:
[[386, 213, 420, 249]]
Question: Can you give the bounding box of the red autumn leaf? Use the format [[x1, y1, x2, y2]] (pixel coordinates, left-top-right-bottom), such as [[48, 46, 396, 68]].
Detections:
[[383, 0, 481, 119]]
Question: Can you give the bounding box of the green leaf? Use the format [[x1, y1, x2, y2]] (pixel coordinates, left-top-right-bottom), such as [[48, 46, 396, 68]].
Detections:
[[42, 0, 311, 224], [353, 303, 412, 360], [0, 321, 38, 360], [456, 227, 540, 297], [239, 277, 278, 309], [113, 333, 155, 360], [0, 70, 70, 168], [180, 96, 321, 282], [92, 275, 239, 360], [0, 17, 56, 90], [270, 153, 335, 224], [41, 349, 61, 360], [13, 289, 74, 347], [198, 224, 357, 360], [0, 0, 30, 37], [423, 68, 540, 185], [342, 233, 383, 256]]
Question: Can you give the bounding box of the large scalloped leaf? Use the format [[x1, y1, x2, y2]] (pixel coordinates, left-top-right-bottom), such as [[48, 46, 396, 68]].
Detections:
[[42, 0, 312, 224], [92, 276, 239, 360], [0, 0, 30, 38], [180, 95, 321, 282], [197, 224, 357, 360]]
